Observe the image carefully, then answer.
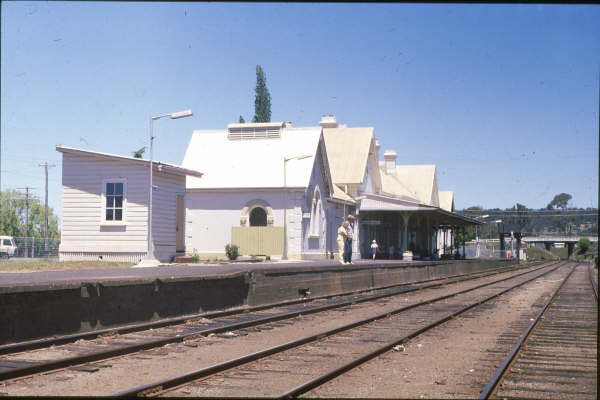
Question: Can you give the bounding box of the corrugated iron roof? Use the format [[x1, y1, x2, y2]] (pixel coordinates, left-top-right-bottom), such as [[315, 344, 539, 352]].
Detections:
[[439, 190, 454, 212], [55, 146, 203, 178], [323, 127, 374, 185], [182, 126, 324, 189], [379, 163, 438, 206]]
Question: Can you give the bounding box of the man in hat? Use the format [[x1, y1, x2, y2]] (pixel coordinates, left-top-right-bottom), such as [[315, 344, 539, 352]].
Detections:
[[337, 220, 350, 264], [344, 214, 355, 264]]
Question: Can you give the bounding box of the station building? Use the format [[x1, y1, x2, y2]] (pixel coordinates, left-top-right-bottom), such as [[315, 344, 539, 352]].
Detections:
[[56, 114, 478, 262], [182, 115, 478, 260]]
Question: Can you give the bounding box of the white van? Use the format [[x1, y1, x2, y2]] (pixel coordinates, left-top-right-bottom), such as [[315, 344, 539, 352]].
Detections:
[[0, 236, 17, 259]]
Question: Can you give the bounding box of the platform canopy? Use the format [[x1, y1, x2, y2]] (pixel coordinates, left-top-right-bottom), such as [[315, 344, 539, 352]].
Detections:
[[358, 193, 482, 227]]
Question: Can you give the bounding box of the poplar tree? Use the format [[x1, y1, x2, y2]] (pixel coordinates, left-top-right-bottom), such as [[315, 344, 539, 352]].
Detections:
[[252, 65, 271, 123]]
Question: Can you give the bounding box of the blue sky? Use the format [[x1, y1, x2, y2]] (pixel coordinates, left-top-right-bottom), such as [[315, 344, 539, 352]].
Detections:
[[1, 3, 599, 221]]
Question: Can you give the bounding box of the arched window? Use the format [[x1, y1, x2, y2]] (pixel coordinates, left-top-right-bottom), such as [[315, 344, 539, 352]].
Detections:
[[249, 207, 267, 226], [309, 187, 322, 236]]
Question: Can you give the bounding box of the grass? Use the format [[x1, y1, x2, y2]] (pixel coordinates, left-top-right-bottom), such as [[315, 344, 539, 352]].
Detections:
[[526, 247, 558, 261], [550, 247, 568, 260], [0, 259, 135, 272]]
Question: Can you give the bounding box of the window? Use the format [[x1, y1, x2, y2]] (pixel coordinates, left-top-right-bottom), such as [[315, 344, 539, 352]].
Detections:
[[104, 181, 125, 222], [249, 207, 267, 226], [309, 187, 322, 237], [3, 239, 11, 246]]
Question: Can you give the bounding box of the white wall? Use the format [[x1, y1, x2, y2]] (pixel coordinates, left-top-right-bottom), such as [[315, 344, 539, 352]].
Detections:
[[301, 146, 331, 260], [185, 190, 304, 258], [59, 153, 185, 262]]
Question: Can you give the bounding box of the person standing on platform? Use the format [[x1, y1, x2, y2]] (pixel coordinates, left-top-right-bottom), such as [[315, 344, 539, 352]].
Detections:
[[337, 221, 350, 264], [371, 239, 379, 260], [345, 214, 355, 264]]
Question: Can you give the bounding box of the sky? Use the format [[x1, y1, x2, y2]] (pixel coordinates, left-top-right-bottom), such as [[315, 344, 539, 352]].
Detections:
[[1, 2, 599, 222]]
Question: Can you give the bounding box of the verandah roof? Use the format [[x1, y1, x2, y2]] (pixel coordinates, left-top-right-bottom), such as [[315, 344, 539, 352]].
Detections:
[[358, 194, 481, 227]]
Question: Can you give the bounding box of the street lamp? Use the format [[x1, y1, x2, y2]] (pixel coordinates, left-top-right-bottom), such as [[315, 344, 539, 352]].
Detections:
[[145, 109, 193, 264], [475, 214, 489, 258], [282, 154, 312, 260]]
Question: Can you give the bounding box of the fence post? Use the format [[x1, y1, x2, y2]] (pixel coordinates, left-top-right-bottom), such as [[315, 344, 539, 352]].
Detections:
[[32, 237, 35, 258]]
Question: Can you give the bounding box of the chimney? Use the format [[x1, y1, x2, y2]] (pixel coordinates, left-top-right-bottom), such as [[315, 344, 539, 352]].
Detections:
[[319, 114, 338, 128], [384, 149, 397, 175], [283, 121, 293, 128]]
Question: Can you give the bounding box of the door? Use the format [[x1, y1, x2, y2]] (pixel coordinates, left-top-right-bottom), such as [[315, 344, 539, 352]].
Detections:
[[176, 195, 185, 252]]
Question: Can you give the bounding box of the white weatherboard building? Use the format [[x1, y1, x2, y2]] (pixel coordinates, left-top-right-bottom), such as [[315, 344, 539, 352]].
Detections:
[[57, 146, 202, 262]]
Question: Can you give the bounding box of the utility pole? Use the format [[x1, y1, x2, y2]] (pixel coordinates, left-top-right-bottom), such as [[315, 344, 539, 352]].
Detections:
[[16, 187, 35, 257], [39, 163, 56, 254]]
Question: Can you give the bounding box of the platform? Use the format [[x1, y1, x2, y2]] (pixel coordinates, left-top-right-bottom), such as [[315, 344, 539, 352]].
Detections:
[[0, 259, 511, 345]]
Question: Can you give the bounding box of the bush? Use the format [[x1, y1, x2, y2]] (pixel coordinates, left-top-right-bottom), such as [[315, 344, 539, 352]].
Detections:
[[577, 238, 592, 254], [225, 244, 239, 260], [187, 249, 200, 263]]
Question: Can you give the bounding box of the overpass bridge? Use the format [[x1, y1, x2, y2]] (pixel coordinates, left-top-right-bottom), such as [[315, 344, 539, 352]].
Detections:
[[521, 235, 598, 257]]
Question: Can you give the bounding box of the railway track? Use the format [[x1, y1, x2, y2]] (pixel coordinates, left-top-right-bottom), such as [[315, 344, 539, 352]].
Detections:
[[480, 262, 597, 399], [109, 261, 567, 398], [0, 261, 524, 357], [0, 262, 548, 385]]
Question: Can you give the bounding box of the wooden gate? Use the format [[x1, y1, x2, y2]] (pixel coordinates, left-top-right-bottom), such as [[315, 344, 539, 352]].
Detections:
[[231, 226, 284, 256]]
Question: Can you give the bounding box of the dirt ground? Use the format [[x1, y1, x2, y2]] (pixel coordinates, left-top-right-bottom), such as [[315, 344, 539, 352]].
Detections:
[[304, 268, 570, 398]]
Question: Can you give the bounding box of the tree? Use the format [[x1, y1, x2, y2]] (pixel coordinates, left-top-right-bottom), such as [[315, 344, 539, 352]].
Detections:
[[0, 189, 59, 238], [577, 238, 592, 254], [546, 193, 574, 235], [132, 147, 146, 158], [239, 115, 245, 123], [454, 227, 475, 257], [546, 193, 572, 210], [252, 65, 271, 123], [507, 203, 531, 233]]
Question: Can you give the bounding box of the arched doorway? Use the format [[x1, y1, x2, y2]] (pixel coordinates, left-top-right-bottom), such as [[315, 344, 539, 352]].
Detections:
[[249, 207, 267, 227]]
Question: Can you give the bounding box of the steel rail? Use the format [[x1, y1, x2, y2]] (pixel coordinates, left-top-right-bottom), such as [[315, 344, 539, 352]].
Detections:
[[589, 263, 598, 302], [110, 262, 563, 398], [0, 262, 524, 356], [0, 263, 542, 382], [0, 264, 535, 383], [477, 263, 578, 400], [279, 261, 571, 399]]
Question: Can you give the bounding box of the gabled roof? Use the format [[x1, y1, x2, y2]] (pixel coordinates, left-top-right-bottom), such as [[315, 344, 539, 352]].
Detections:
[[378, 163, 438, 206], [182, 126, 328, 190], [439, 190, 454, 212], [331, 184, 356, 204], [56, 146, 203, 178], [323, 127, 374, 185]]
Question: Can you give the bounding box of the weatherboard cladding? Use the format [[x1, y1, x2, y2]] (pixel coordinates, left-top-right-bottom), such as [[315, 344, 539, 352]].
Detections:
[[59, 152, 185, 258]]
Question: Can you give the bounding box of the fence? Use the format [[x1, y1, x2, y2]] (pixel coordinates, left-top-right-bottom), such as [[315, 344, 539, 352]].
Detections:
[[465, 240, 524, 260], [231, 227, 284, 256], [11, 237, 60, 259]]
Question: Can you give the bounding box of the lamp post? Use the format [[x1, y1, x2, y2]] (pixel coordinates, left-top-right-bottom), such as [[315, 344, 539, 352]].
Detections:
[[145, 109, 193, 264], [491, 219, 502, 258], [475, 214, 489, 258], [282, 154, 312, 260]]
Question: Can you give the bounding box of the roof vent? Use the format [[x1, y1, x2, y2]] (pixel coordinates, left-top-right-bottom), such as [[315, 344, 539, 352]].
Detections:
[[227, 122, 283, 140], [319, 114, 338, 128]]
